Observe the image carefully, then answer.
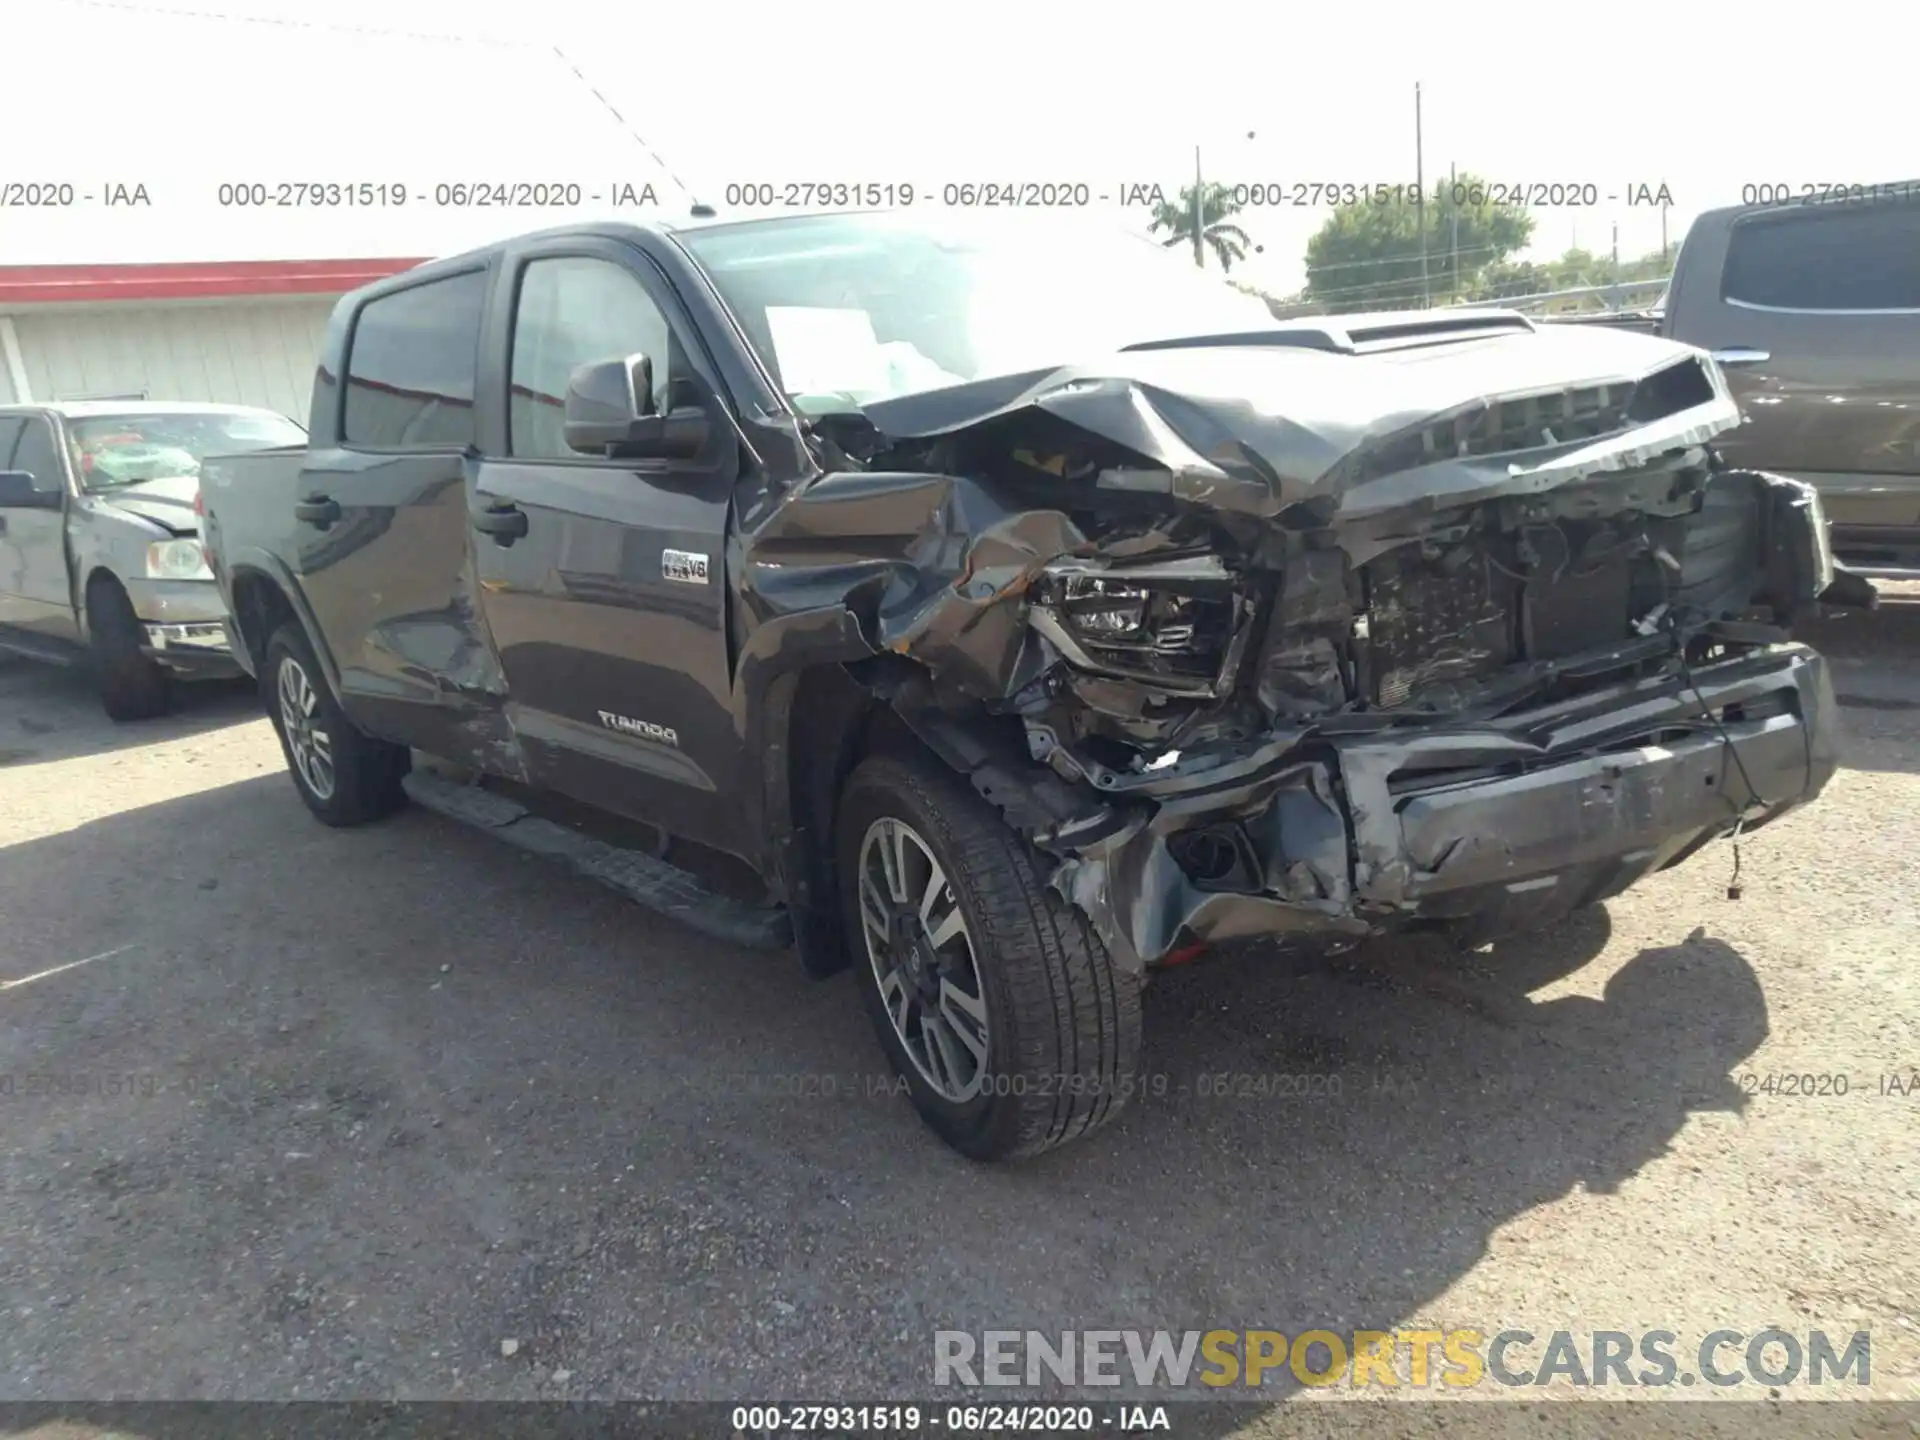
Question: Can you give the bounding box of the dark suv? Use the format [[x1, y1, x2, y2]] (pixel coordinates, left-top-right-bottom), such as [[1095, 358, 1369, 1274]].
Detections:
[[201, 210, 1846, 1161], [1660, 188, 1920, 578]]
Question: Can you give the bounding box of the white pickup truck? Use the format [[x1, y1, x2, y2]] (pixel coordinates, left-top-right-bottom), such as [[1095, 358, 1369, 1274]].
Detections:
[[0, 400, 307, 719]]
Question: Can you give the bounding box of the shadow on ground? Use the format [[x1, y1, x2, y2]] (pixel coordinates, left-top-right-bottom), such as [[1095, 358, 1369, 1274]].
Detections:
[[0, 772, 1769, 1414], [0, 660, 259, 768]]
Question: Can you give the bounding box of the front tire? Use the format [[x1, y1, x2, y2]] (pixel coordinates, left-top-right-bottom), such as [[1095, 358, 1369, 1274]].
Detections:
[[263, 622, 409, 826], [837, 752, 1142, 1161], [87, 578, 170, 722]]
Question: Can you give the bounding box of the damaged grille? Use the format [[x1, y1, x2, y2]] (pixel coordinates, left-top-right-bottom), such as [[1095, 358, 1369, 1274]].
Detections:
[[1361, 385, 1634, 484], [1355, 356, 1718, 486], [1364, 543, 1519, 708], [1362, 516, 1665, 709]]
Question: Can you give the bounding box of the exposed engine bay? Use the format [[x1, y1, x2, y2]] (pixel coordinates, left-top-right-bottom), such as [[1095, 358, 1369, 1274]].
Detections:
[[744, 320, 1846, 973]]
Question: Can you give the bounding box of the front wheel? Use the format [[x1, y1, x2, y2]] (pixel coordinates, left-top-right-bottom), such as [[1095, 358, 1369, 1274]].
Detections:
[[87, 579, 170, 722], [836, 752, 1142, 1161], [262, 622, 410, 826]]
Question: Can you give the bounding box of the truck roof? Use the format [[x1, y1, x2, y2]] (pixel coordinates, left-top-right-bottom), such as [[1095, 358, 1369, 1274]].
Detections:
[[1690, 180, 1920, 228], [422, 208, 876, 266]]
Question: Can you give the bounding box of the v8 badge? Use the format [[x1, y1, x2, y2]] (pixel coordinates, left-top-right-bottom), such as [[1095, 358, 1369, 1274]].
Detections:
[[662, 549, 710, 585]]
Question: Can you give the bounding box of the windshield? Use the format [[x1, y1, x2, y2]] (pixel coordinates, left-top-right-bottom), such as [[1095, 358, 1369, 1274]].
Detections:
[[677, 211, 1277, 414], [69, 410, 307, 490]]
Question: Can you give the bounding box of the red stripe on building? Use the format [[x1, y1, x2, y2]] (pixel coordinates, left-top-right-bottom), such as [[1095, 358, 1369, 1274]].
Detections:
[[0, 258, 430, 305]]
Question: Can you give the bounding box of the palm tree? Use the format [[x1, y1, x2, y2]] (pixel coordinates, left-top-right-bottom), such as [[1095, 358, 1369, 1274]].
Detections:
[[1148, 183, 1252, 272]]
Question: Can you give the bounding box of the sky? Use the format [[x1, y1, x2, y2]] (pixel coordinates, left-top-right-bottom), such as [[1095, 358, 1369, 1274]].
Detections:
[[6, 0, 1912, 296]]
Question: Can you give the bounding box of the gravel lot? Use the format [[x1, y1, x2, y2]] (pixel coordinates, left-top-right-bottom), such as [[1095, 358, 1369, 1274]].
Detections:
[[2, 599, 1917, 1419]]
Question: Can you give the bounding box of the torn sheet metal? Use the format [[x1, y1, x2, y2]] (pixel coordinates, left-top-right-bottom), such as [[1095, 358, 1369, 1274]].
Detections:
[[1037, 644, 1839, 973], [858, 325, 1743, 524], [737, 323, 1838, 976], [741, 469, 1091, 700]]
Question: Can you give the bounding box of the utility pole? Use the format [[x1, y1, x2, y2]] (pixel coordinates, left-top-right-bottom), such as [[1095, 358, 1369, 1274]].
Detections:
[[1192, 145, 1206, 268], [1415, 83, 1431, 309], [1610, 222, 1621, 311], [1448, 160, 1460, 303], [1661, 200, 1670, 261]]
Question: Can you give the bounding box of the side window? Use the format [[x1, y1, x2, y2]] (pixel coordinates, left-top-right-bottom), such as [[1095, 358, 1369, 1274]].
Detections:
[[11, 418, 67, 494], [1722, 202, 1920, 311], [0, 417, 25, 470], [342, 270, 487, 449], [508, 256, 685, 460]]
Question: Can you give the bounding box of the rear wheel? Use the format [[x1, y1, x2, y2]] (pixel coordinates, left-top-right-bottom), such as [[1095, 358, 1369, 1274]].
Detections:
[[263, 622, 409, 826], [87, 578, 170, 722], [836, 751, 1142, 1161]]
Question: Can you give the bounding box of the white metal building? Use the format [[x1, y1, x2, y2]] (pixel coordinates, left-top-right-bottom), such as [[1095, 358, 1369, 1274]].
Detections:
[[1, 1, 684, 418], [0, 260, 419, 418]]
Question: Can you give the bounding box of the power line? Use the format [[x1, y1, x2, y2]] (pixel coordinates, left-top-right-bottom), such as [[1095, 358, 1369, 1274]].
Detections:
[[45, 0, 698, 204], [44, 0, 524, 46], [548, 47, 697, 206], [1302, 239, 1513, 277]]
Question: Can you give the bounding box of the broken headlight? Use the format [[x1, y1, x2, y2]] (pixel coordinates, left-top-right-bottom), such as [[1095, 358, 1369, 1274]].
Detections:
[[1058, 576, 1152, 635], [1031, 557, 1250, 696]]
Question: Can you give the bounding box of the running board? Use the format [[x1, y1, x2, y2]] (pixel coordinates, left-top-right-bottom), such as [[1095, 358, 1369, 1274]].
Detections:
[[401, 769, 793, 952]]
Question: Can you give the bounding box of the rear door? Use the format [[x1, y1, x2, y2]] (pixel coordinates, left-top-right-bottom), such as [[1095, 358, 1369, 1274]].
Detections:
[[0, 412, 80, 642], [1675, 197, 1920, 563], [291, 266, 504, 761], [466, 238, 745, 858]]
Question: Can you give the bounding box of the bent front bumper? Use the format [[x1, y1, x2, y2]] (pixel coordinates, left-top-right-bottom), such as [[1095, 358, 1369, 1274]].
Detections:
[[1067, 645, 1840, 970], [125, 578, 239, 677]]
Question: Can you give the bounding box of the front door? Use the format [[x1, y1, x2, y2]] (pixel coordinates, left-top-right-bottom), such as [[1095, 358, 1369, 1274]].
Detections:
[[0, 413, 79, 642], [468, 241, 745, 858]]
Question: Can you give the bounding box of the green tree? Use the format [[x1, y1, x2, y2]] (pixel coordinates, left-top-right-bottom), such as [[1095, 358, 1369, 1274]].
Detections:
[[1303, 173, 1534, 312], [1469, 258, 1556, 301], [1148, 183, 1252, 272]]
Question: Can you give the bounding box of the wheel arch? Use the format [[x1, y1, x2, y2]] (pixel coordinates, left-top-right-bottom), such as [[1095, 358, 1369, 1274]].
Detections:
[[225, 556, 343, 698], [79, 564, 130, 636], [762, 661, 917, 979]]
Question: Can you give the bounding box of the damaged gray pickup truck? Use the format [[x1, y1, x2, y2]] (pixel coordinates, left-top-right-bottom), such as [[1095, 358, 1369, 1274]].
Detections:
[[201, 210, 1857, 1161]]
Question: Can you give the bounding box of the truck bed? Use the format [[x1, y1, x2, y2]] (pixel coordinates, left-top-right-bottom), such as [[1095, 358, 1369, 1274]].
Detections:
[[197, 444, 312, 674]]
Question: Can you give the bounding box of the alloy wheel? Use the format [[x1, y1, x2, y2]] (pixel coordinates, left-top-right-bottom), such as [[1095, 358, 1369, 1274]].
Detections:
[[276, 655, 336, 802], [857, 816, 992, 1103]]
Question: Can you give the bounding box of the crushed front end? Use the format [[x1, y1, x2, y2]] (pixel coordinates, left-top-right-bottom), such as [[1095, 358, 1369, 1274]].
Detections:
[[758, 321, 1847, 972]]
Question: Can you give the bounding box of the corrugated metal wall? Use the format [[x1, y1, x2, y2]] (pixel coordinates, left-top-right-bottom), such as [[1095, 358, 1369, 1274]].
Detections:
[[6, 298, 335, 420]]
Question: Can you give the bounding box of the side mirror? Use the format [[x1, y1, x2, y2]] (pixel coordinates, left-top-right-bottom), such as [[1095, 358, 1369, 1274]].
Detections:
[[0, 470, 58, 509], [563, 352, 712, 461]]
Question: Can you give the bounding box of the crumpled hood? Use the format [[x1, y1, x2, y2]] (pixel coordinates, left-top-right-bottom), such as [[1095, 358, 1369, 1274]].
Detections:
[[93, 474, 200, 535], [858, 323, 1741, 523]]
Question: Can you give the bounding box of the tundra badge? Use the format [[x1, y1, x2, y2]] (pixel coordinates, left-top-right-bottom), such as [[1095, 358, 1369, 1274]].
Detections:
[[662, 549, 710, 585], [597, 711, 680, 747]]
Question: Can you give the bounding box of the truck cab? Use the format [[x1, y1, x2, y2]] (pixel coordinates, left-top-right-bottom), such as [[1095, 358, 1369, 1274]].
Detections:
[[1660, 188, 1920, 579], [204, 211, 1847, 1161]]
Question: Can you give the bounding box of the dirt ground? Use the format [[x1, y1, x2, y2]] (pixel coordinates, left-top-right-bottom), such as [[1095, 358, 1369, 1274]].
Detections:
[[1, 598, 1916, 1423]]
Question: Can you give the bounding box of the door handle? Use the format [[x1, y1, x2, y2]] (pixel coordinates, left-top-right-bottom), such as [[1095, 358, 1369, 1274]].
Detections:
[[471, 503, 529, 545], [294, 496, 341, 527], [1711, 347, 1770, 368]]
